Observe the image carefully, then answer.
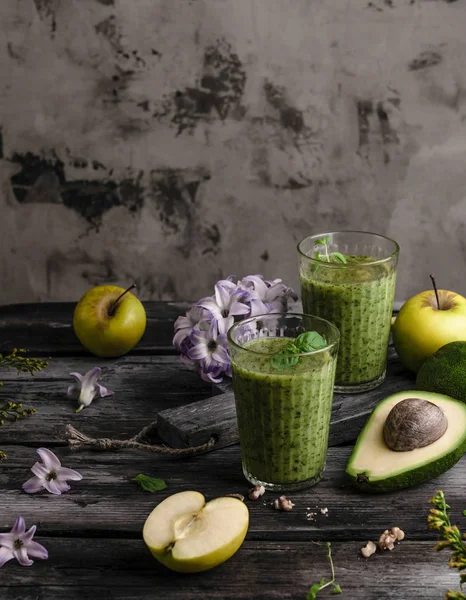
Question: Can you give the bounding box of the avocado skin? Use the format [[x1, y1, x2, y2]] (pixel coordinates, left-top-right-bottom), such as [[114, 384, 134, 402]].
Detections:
[[346, 390, 466, 493], [416, 341, 466, 402], [347, 438, 466, 493]]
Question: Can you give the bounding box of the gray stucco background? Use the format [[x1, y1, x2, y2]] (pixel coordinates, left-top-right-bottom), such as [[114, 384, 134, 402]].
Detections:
[[1, 0, 465, 305]]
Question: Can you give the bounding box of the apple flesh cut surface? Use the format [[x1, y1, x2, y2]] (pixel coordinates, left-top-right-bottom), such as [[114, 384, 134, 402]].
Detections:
[[392, 289, 466, 372], [73, 285, 146, 358], [143, 491, 249, 573]]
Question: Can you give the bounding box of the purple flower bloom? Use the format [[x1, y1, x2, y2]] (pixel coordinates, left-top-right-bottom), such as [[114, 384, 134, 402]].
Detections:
[[198, 281, 250, 334], [67, 367, 114, 413], [0, 517, 48, 568], [22, 448, 83, 495], [239, 275, 298, 315], [172, 306, 211, 350], [188, 321, 230, 383], [172, 273, 297, 384]]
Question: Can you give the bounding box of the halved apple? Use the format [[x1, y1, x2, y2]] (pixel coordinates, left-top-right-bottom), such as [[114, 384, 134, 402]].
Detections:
[[142, 491, 249, 573]]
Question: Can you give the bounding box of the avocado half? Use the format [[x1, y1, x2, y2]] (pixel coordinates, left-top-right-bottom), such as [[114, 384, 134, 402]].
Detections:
[[346, 391, 466, 493]]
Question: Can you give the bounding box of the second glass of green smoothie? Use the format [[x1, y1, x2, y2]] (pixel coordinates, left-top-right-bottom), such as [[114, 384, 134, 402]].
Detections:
[[298, 231, 399, 393], [228, 313, 339, 492]]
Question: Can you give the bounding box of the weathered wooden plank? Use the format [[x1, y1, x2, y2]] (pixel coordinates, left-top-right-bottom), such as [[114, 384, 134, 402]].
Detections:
[[0, 357, 219, 443], [157, 348, 415, 450], [0, 540, 457, 600], [0, 445, 464, 542], [0, 301, 190, 356]]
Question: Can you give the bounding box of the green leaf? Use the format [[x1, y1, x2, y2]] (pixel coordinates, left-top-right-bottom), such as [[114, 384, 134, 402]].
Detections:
[[271, 332, 327, 371], [333, 584, 342, 594], [315, 236, 330, 246], [295, 331, 327, 352], [331, 252, 347, 264], [132, 474, 167, 492], [270, 354, 299, 370], [306, 583, 321, 600], [462, 510, 466, 517]]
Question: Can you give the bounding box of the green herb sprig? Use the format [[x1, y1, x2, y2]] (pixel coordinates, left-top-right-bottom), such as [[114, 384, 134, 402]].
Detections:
[[314, 237, 347, 265], [0, 348, 49, 382], [271, 331, 327, 371], [132, 474, 167, 492], [307, 542, 342, 598], [0, 349, 48, 461], [0, 401, 36, 425], [428, 490, 466, 599]]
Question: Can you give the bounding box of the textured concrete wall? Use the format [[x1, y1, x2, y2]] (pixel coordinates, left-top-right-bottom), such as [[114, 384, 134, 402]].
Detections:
[[1, 0, 466, 305]]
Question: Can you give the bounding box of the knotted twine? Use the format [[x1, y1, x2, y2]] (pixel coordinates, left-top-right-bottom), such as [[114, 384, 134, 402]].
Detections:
[[64, 419, 216, 457]]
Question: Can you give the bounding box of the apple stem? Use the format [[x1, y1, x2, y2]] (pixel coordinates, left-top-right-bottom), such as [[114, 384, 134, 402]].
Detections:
[[429, 274, 440, 310], [108, 284, 137, 316]]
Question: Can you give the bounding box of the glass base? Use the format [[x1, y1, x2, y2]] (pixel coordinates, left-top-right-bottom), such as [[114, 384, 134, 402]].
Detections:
[[333, 369, 386, 394], [242, 464, 325, 492]]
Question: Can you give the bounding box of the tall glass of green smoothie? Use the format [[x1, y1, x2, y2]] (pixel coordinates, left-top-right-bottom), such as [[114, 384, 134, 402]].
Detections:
[[298, 231, 399, 393], [228, 313, 339, 492]]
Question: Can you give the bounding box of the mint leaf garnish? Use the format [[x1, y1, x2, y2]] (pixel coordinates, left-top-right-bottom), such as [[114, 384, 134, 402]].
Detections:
[[271, 331, 327, 370], [313, 238, 347, 265], [132, 474, 167, 492], [315, 236, 330, 246], [331, 252, 347, 264], [295, 331, 327, 352], [270, 352, 300, 371]]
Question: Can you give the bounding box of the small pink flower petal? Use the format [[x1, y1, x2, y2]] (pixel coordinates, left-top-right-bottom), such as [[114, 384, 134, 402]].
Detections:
[[11, 516, 26, 536], [22, 476, 44, 494], [30, 462, 48, 478], [0, 533, 14, 550], [67, 384, 80, 397], [54, 479, 71, 494], [36, 448, 61, 471], [21, 526, 37, 545], [25, 541, 48, 561], [81, 368, 101, 394], [217, 316, 234, 334], [69, 372, 83, 383], [0, 546, 14, 568], [57, 467, 82, 481], [187, 344, 208, 361], [14, 547, 33, 567], [212, 345, 229, 364], [173, 328, 189, 349], [96, 383, 114, 398], [43, 479, 62, 495]]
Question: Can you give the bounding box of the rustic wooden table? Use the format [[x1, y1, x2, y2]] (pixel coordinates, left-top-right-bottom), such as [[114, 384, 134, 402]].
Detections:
[[0, 302, 462, 599]]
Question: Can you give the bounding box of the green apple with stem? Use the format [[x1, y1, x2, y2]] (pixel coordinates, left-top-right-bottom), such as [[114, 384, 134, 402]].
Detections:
[[73, 284, 146, 358], [143, 491, 249, 573], [392, 274, 466, 372]]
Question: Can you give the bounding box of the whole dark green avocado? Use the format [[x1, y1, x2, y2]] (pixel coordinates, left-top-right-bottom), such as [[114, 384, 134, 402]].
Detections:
[[416, 341, 466, 402]]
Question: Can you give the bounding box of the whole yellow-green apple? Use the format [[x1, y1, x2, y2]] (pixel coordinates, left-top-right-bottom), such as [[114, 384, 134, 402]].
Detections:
[[73, 284, 146, 357], [143, 490, 249, 573], [393, 285, 466, 373]]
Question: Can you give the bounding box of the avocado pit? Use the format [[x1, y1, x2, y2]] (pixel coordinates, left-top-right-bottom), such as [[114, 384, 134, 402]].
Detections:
[[383, 397, 448, 452]]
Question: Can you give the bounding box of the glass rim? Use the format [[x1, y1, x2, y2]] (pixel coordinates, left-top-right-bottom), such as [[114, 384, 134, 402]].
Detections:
[[297, 230, 400, 268], [227, 312, 340, 358]]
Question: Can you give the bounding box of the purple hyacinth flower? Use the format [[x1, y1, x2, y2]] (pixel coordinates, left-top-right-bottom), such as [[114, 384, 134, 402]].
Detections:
[[198, 281, 250, 334], [172, 305, 211, 350], [188, 321, 230, 383], [67, 367, 114, 413], [0, 517, 48, 568], [22, 448, 83, 495], [240, 275, 298, 315]]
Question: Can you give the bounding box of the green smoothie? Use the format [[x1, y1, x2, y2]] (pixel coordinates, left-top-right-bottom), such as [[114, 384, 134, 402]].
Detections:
[[300, 255, 396, 387], [231, 336, 337, 489]]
